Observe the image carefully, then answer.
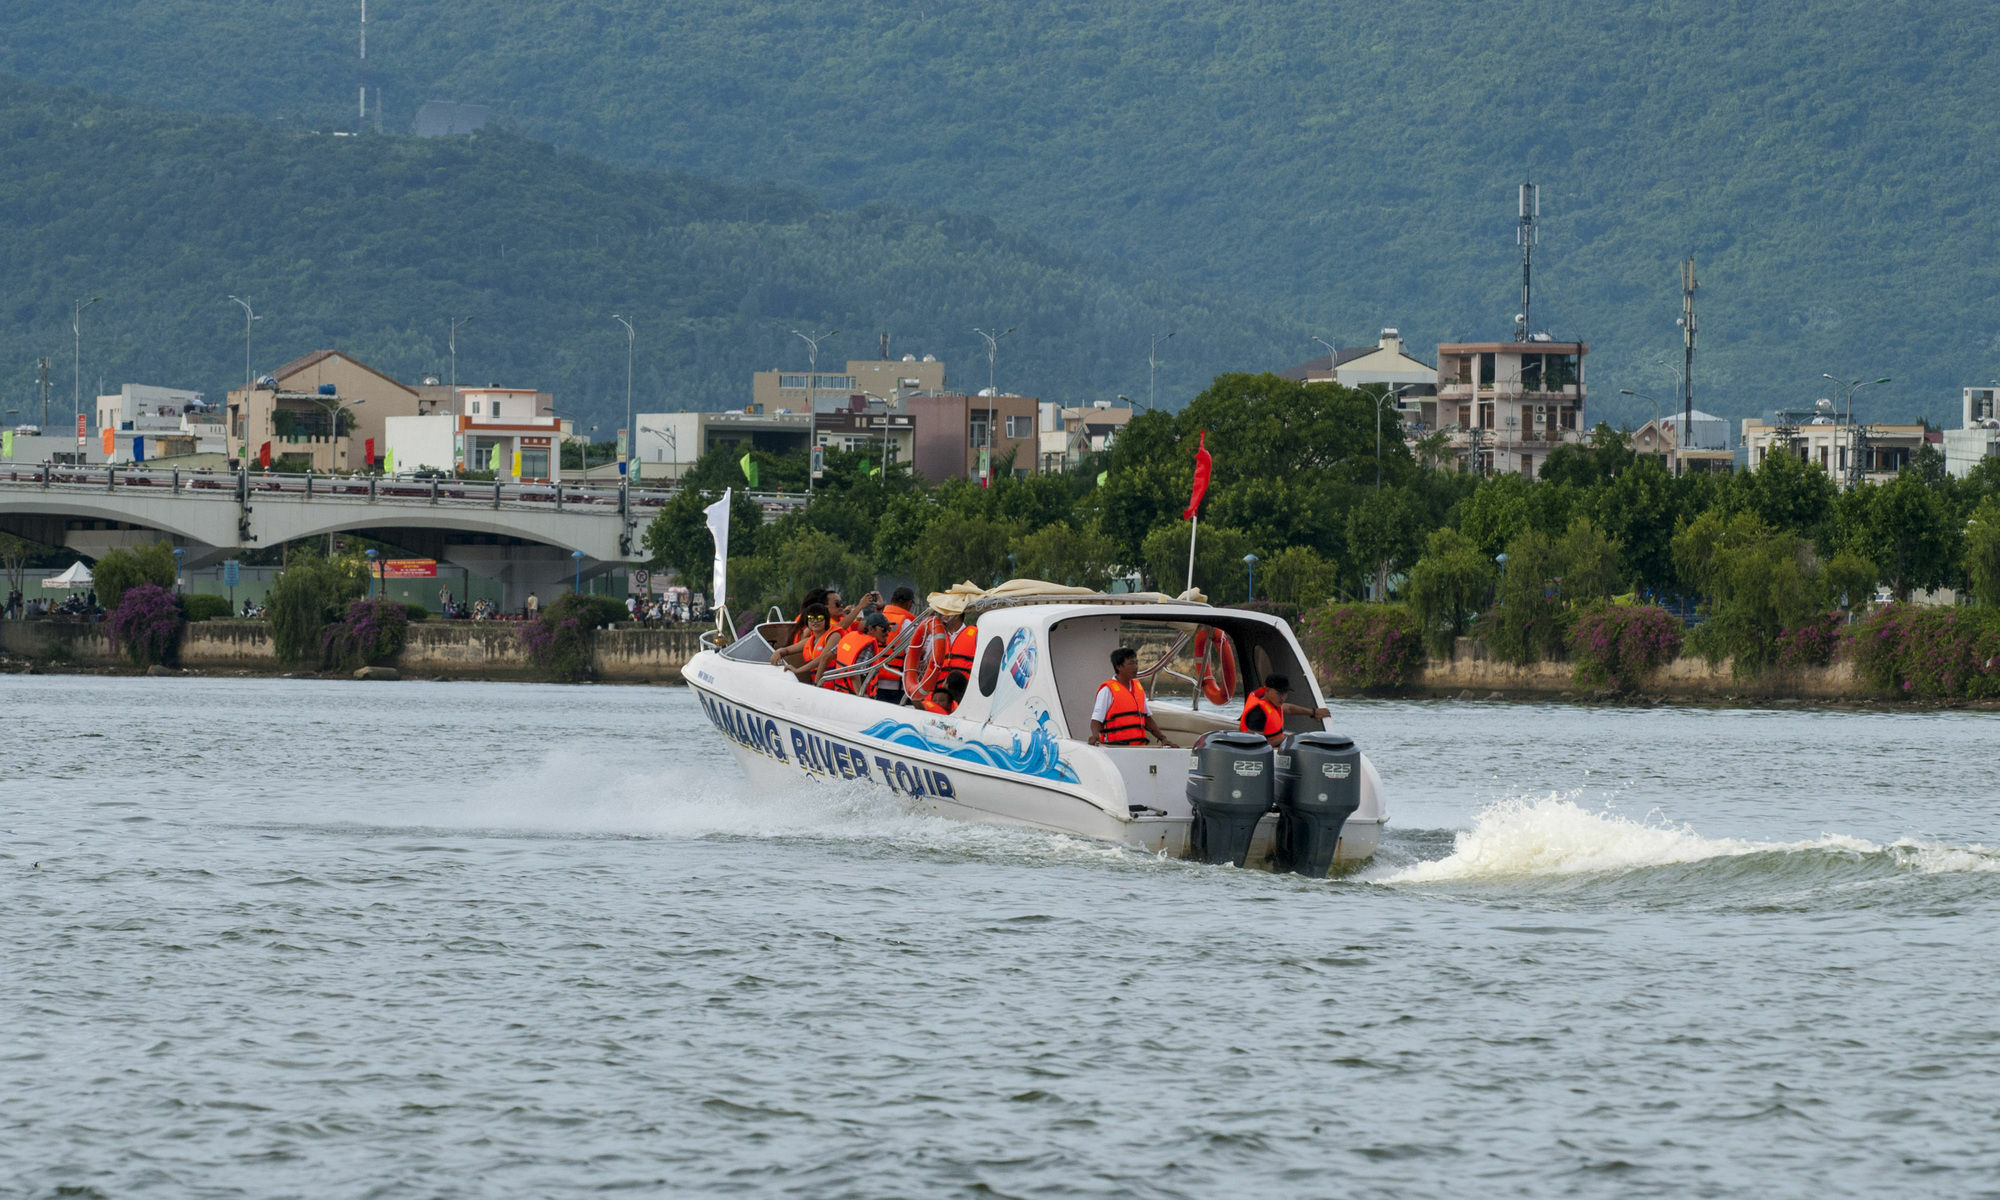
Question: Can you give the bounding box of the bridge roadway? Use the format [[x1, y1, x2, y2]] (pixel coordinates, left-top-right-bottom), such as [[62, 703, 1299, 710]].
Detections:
[[0, 464, 801, 608]]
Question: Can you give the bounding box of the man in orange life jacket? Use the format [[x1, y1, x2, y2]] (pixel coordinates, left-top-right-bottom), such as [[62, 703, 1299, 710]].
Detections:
[[919, 670, 966, 715], [1089, 647, 1165, 746], [1239, 673, 1330, 748], [822, 611, 892, 695], [783, 604, 833, 683]]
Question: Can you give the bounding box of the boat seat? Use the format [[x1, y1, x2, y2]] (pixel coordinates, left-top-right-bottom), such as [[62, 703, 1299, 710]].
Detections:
[[1145, 705, 1237, 748]]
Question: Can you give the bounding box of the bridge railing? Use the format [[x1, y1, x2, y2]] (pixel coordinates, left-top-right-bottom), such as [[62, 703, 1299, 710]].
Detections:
[[0, 464, 810, 516]]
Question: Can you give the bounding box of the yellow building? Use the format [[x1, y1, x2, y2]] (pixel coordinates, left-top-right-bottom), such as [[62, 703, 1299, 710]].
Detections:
[[226, 350, 423, 470]]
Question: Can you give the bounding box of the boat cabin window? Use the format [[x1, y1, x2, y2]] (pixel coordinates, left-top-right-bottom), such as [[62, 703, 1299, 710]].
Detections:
[[1046, 614, 1318, 746]]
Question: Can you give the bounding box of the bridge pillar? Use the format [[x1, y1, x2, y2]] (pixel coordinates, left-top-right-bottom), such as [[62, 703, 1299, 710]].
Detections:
[[442, 544, 612, 615]]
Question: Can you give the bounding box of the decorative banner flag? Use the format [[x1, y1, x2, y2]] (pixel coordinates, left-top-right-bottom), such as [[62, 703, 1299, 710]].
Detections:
[[979, 446, 991, 488], [385, 447, 396, 474], [3, 430, 13, 458], [133, 436, 145, 463], [510, 449, 522, 479], [487, 443, 502, 473], [101, 426, 115, 455], [258, 442, 272, 469], [739, 453, 759, 488], [1096, 469, 1107, 487], [1182, 430, 1212, 519], [704, 488, 733, 608], [364, 437, 376, 468], [76, 413, 86, 446]]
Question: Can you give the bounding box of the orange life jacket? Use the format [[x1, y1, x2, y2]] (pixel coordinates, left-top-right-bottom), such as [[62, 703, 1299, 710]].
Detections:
[[1240, 688, 1284, 739], [821, 630, 879, 693], [1098, 679, 1150, 745], [920, 696, 950, 715], [882, 604, 913, 636], [942, 624, 976, 675]]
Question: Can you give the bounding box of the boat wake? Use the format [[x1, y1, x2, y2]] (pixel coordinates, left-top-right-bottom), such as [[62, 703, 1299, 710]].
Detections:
[[1371, 793, 2000, 889]]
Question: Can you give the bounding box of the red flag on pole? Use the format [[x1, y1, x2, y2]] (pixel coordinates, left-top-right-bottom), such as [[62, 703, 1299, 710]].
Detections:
[[1182, 431, 1212, 520], [365, 437, 376, 467], [258, 442, 271, 469]]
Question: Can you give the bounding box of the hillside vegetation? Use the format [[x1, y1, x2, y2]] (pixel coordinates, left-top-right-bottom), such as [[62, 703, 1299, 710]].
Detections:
[[0, 78, 1297, 431], [5, 0, 1999, 422]]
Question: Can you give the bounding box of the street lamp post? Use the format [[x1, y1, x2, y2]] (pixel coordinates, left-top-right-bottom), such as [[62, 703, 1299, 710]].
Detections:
[[613, 315, 634, 478], [72, 297, 99, 451], [172, 547, 185, 597], [1823, 373, 1891, 486], [227, 296, 257, 463], [1243, 553, 1258, 602], [639, 424, 677, 485], [973, 326, 1015, 485], [1373, 384, 1416, 489], [571, 549, 585, 594], [793, 329, 838, 496], [1148, 330, 1174, 412], [449, 315, 473, 402], [364, 548, 378, 599], [1311, 336, 1338, 384]]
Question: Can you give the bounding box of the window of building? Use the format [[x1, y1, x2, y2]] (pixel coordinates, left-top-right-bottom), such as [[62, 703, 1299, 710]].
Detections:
[[969, 417, 990, 448], [1560, 407, 1577, 431], [520, 447, 550, 478], [471, 400, 482, 414], [1478, 353, 1495, 386], [491, 402, 502, 419], [1005, 415, 1033, 438], [779, 374, 808, 390]]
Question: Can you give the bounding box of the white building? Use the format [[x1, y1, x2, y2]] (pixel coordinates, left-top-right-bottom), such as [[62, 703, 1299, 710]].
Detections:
[[1943, 385, 2000, 478], [1281, 329, 1437, 390]]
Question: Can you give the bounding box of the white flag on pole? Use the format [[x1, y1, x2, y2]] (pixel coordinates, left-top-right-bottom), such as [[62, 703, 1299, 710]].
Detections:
[[704, 489, 732, 608]]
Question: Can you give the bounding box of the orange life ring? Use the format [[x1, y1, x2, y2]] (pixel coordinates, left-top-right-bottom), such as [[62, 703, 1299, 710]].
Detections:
[[903, 614, 943, 698], [1193, 627, 1238, 705]]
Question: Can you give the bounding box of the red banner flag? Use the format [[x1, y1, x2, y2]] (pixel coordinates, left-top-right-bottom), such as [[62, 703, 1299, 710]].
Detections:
[[365, 437, 376, 467], [1182, 431, 1212, 520], [258, 442, 271, 469]]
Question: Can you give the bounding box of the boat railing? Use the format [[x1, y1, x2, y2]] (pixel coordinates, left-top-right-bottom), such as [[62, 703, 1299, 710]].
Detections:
[[816, 609, 928, 690]]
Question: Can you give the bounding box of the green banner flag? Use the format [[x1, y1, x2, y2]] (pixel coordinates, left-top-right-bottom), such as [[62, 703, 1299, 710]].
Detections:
[[384, 447, 395, 474], [1097, 470, 1108, 487], [1, 430, 11, 459], [867, 463, 881, 476], [739, 453, 759, 488], [488, 443, 502, 473]]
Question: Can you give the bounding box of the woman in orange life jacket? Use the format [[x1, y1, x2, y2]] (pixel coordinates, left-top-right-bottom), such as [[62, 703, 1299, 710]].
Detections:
[[782, 604, 834, 683], [821, 611, 892, 694], [1088, 647, 1166, 747], [770, 588, 830, 667], [1239, 672, 1331, 748]]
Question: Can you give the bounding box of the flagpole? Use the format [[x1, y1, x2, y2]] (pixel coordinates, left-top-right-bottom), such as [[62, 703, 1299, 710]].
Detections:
[[1185, 513, 1199, 595]]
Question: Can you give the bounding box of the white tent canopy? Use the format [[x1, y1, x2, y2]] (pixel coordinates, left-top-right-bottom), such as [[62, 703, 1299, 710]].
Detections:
[[42, 561, 93, 589]]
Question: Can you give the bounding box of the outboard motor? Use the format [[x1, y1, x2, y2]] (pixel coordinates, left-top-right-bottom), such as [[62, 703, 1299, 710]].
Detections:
[[1273, 732, 1362, 877], [1185, 731, 1275, 867]]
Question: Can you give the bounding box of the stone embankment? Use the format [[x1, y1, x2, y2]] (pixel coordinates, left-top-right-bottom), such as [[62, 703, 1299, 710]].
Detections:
[[0, 620, 706, 682], [1342, 637, 1868, 704]]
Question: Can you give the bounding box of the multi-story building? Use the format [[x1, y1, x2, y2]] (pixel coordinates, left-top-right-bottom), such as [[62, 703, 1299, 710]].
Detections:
[[751, 354, 948, 413], [1944, 385, 2000, 478], [909, 392, 1040, 483], [226, 350, 424, 471], [632, 408, 814, 483], [1281, 329, 1437, 392], [1631, 409, 1734, 475], [384, 387, 566, 481], [1740, 402, 1933, 486], [1036, 401, 1134, 474], [1432, 338, 1588, 477], [814, 398, 915, 470]]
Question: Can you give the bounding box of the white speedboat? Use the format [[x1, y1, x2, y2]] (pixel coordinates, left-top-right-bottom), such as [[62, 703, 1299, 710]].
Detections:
[[685, 583, 1386, 871]]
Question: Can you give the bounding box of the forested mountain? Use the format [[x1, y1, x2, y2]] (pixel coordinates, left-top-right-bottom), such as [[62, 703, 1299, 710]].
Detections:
[[5, 0, 1998, 424], [0, 79, 1300, 432]]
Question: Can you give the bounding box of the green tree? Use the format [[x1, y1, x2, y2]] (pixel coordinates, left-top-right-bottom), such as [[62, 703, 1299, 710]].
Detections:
[[910, 513, 1022, 593], [1011, 521, 1118, 590], [1459, 473, 1531, 559], [1259, 545, 1341, 608], [1964, 494, 2000, 606], [1553, 515, 1624, 602], [1404, 528, 1495, 654], [1853, 474, 1960, 600], [91, 542, 177, 612], [1484, 528, 1567, 663], [1139, 522, 1254, 602], [1673, 512, 1824, 674], [1344, 487, 1427, 600], [266, 553, 367, 665]]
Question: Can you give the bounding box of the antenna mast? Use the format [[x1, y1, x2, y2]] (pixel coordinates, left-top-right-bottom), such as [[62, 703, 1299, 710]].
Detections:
[[37, 356, 51, 429], [1679, 256, 1697, 476], [1516, 182, 1537, 342]]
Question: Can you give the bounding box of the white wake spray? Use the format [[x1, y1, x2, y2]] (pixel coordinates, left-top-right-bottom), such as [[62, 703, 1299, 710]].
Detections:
[[1374, 793, 2000, 884]]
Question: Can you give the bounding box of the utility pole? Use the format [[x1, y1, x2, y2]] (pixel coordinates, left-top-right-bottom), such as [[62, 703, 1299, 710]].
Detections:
[[613, 315, 634, 479], [973, 326, 1014, 486], [36, 357, 51, 429], [793, 329, 837, 496], [72, 297, 99, 449], [1148, 330, 1174, 411], [228, 296, 257, 464], [1678, 257, 1697, 477]]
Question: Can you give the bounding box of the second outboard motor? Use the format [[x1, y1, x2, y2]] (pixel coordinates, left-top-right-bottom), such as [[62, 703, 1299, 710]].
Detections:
[[1273, 732, 1362, 877], [1185, 731, 1275, 867]]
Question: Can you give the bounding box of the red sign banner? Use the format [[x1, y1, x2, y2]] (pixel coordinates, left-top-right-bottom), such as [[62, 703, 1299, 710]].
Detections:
[[371, 558, 439, 579]]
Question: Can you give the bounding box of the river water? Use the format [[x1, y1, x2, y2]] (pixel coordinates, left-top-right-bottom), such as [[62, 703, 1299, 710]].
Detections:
[[6, 676, 1999, 1198]]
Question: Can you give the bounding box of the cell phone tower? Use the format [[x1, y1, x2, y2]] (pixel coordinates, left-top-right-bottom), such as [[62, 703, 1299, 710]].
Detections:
[[1515, 182, 1538, 342]]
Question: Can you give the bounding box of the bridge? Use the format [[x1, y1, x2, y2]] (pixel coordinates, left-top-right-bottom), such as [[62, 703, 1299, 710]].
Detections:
[[0, 464, 802, 608]]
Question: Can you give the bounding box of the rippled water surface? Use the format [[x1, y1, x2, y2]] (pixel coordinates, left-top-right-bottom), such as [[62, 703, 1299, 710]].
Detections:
[[7, 676, 2000, 1197]]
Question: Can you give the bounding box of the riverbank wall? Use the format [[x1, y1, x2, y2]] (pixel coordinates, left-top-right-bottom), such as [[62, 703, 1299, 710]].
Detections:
[[0, 620, 705, 682], [1336, 637, 1867, 704]]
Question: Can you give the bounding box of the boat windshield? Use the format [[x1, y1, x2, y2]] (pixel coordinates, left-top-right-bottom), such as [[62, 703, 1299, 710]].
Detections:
[[1046, 612, 1317, 743]]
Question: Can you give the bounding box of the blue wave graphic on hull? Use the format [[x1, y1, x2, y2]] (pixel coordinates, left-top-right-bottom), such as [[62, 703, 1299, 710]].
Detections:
[[861, 712, 1080, 784]]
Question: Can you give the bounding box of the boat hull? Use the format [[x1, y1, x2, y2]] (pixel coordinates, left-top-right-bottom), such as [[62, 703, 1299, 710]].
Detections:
[[686, 649, 1382, 866]]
